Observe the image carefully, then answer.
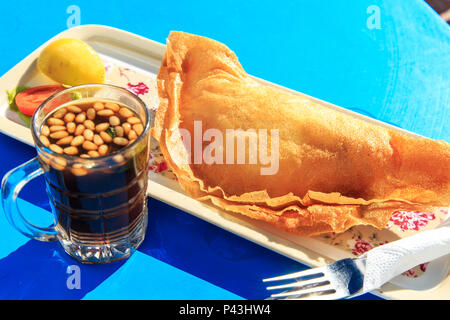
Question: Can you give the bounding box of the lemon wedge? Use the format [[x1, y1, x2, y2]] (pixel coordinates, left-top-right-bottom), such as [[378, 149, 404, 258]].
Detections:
[[37, 38, 105, 86]]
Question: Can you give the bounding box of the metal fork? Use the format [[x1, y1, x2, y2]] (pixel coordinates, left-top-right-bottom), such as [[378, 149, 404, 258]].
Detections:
[[264, 221, 450, 300], [263, 257, 366, 300]]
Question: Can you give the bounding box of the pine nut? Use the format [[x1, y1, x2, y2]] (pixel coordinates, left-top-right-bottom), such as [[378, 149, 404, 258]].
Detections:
[[93, 102, 104, 111], [83, 119, 95, 130], [49, 144, 63, 154], [63, 146, 78, 156], [100, 131, 113, 143], [119, 107, 134, 118], [75, 124, 85, 136], [98, 144, 108, 155], [49, 125, 67, 132], [104, 102, 120, 112], [50, 131, 69, 139], [71, 135, 85, 147], [56, 136, 74, 145], [122, 122, 131, 135], [64, 112, 76, 122], [49, 157, 67, 170], [113, 137, 129, 146], [113, 155, 125, 164], [127, 117, 141, 125], [75, 112, 86, 123], [71, 164, 87, 176], [40, 135, 50, 147], [67, 105, 82, 113], [93, 134, 104, 145], [47, 118, 65, 126], [88, 150, 100, 157], [109, 116, 120, 126], [128, 129, 137, 140], [95, 123, 110, 132], [86, 108, 96, 120], [133, 123, 144, 135], [67, 122, 76, 134], [114, 126, 124, 137], [97, 109, 114, 117], [41, 125, 50, 136], [43, 102, 140, 159], [82, 140, 98, 151], [53, 108, 67, 119], [83, 129, 94, 141]]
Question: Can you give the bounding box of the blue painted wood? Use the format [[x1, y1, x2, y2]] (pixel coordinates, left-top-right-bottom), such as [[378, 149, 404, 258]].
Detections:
[[0, 0, 447, 300]]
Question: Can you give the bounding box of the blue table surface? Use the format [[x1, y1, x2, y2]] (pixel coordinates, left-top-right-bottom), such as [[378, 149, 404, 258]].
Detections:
[[0, 0, 448, 300]]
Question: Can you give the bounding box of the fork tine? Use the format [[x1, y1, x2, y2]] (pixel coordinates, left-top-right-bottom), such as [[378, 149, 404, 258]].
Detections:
[[284, 292, 344, 300], [270, 284, 334, 299], [266, 276, 327, 290], [262, 266, 325, 282]]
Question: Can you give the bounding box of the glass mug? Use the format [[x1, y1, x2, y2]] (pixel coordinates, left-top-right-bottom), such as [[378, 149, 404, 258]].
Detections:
[[1, 84, 151, 263]]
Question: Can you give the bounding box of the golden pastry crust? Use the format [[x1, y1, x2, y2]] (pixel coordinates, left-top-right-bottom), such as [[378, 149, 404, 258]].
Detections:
[[153, 31, 450, 236]]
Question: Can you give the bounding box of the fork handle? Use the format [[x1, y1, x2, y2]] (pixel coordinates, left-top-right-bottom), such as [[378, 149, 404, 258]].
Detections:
[[362, 225, 450, 292]]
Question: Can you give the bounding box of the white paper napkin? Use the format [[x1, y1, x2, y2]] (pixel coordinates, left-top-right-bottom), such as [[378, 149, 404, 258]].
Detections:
[[362, 214, 450, 293]]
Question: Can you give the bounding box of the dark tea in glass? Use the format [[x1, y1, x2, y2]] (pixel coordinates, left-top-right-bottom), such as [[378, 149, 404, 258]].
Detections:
[[2, 85, 151, 263]]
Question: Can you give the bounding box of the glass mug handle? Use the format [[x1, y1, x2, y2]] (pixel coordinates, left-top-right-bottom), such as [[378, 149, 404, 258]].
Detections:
[[1, 157, 58, 241]]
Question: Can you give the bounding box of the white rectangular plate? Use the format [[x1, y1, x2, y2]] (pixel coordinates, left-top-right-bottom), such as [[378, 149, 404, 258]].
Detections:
[[0, 25, 448, 300]]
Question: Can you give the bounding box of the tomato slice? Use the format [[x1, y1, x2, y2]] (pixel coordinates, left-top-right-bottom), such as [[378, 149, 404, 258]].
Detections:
[[15, 85, 65, 116]]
